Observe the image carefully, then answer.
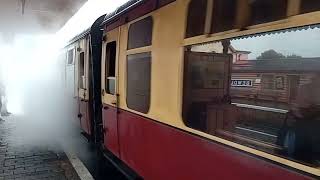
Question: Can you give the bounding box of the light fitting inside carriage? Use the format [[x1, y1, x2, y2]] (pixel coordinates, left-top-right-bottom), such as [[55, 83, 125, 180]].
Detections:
[[183, 20, 320, 166]]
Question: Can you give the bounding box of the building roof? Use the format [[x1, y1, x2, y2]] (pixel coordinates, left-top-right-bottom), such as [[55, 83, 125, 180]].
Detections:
[[233, 58, 320, 72], [232, 24, 320, 41]]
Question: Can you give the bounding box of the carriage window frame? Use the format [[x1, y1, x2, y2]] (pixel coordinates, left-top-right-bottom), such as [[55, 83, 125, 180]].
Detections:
[[126, 16, 153, 114]]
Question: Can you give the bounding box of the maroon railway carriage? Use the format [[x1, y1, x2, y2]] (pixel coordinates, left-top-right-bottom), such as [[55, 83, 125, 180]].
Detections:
[[62, 0, 320, 179]]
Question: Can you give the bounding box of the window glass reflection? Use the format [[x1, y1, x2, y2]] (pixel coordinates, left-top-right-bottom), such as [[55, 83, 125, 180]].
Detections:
[[183, 27, 320, 166]]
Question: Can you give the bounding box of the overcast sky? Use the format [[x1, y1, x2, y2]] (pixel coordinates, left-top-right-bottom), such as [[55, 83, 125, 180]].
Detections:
[[57, 0, 129, 44], [232, 28, 320, 59]]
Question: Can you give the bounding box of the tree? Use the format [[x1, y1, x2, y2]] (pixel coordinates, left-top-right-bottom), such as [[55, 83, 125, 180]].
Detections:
[[257, 49, 285, 60]]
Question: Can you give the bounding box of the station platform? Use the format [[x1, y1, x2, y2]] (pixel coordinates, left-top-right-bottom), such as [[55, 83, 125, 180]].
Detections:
[[0, 116, 81, 180]]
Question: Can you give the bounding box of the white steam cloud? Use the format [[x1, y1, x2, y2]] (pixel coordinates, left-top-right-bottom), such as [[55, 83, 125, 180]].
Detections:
[[0, 0, 129, 148]]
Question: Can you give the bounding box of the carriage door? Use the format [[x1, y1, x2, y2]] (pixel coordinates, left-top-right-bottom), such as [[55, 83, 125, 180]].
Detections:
[[78, 38, 92, 135], [101, 29, 120, 157]]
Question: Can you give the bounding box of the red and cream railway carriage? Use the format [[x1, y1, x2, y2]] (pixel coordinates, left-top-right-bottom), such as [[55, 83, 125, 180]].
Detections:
[[62, 0, 320, 179]]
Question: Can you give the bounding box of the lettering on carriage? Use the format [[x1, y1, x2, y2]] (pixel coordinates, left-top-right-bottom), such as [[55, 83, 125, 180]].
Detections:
[[183, 26, 320, 168]]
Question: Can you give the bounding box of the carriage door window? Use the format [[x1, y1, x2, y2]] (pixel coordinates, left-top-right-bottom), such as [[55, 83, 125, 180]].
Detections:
[[79, 52, 85, 89], [127, 16, 153, 113], [105, 41, 117, 95]]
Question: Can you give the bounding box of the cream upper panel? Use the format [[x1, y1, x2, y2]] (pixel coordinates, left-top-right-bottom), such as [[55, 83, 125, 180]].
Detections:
[[149, 0, 187, 126], [116, 0, 188, 128]]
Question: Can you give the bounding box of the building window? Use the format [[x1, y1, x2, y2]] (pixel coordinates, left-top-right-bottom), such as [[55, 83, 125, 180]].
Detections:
[[275, 76, 285, 90], [185, 0, 207, 38], [128, 17, 153, 49], [301, 0, 320, 14], [127, 52, 151, 113], [67, 49, 74, 65], [79, 52, 85, 89], [261, 74, 275, 90], [105, 41, 117, 95], [249, 0, 288, 25], [211, 0, 237, 33]]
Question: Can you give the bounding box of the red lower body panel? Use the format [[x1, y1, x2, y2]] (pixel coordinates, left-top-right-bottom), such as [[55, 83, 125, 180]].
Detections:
[[102, 105, 314, 180], [102, 105, 120, 157], [79, 100, 91, 135]]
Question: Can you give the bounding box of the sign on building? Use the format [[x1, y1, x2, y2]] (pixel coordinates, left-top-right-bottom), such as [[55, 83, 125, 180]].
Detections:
[[231, 79, 253, 87]]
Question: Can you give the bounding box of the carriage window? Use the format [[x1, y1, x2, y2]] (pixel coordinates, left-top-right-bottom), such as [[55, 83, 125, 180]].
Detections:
[[183, 26, 320, 167], [301, 0, 320, 14], [186, 0, 207, 38], [128, 17, 153, 49], [127, 52, 151, 113], [249, 0, 288, 25], [105, 41, 117, 95], [79, 52, 85, 89], [211, 0, 237, 33], [67, 49, 74, 65]]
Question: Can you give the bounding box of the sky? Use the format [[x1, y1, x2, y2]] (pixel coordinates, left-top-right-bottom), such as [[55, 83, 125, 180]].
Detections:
[[56, 0, 129, 44], [232, 27, 320, 59]]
